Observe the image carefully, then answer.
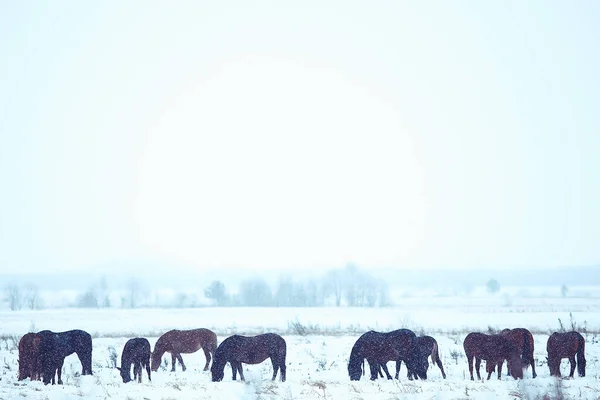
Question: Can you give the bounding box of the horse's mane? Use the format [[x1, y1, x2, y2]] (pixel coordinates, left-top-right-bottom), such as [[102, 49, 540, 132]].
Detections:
[[347, 339, 365, 377]]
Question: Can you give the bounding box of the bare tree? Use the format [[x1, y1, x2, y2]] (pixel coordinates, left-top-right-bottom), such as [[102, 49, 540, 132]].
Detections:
[[324, 270, 343, 306], [204, 280, 228, 306], [125, 278, 143, 308], [24, 284, 41, 310], [4, 284, 22, 311], [239, 278, 272, 306]]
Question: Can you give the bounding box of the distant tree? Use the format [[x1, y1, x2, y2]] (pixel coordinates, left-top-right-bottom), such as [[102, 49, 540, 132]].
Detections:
[[76, 288, 99, 308], [377, 280, 391, 307], [125, 278, 143, 308], [561, 284, 568, 298], [486, 278, 500, 295], [98, 276, 111, 308], [204, 280, 228, 306], [324, 269, 343, 306], [4, 283, 22, 311], [24, 284, 41, 310], [239, 278, 272, 306], [275, 275, 294, 307], [304, 279, 319, 307]]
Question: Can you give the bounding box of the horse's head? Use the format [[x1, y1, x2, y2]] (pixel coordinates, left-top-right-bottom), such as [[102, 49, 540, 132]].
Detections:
[[150, 351, 161, 372], [210, 352, 227, 382], [507, 351, 524, 380], [210, 362, 224, 382], [409, 356, 428, 380], [116, 367, 132, 383], [348, 363, 362, 381]]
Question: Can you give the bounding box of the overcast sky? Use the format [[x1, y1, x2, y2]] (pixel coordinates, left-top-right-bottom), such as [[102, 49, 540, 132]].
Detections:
[[1, 1, 598, 274]]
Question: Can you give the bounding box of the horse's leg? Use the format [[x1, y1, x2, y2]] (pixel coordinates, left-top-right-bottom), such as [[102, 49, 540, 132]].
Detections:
[[134, 362, 141, 383], [475, 358, 482, 380], [280, 359, 286, 382], [57, 359, 64, 385], [496, 360, 504, 380], [467, 355, 474, 381], [380, 363, 393, 380], [170, 353, 177, 372], [146, 359, 152, 382], [530, 355, 537, 378], [270, 357, 278, 381], [176, 354, 186, 372], [202, 346, 211, 371], [485, 361, 493, 380], [368, 361, 379, 380], [80, 350, 92, 375], [231, 362, 238, 380], [238, 363, 245, 382], [568, 356, 576, 378]]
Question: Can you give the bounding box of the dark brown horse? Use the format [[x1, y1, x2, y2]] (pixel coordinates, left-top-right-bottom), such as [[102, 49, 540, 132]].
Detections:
[[393, 335, 447, 380], [151, 328, 217, 372], [348, 329, 427, 381], [211, 333, 286, 382], [500, 328, 537, 378], [463, 332, 523, 380], [37, 329, 93, 385], [546, 331, 586, 378], [18, 333, 42, 381], [118, 338, 151, 383]]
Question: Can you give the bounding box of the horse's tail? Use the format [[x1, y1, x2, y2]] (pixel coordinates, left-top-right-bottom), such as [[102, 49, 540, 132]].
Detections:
[[576, 333, 586, 377], [522, 330, 533, 367], [430, 340, 438, 365], [430, 339, 447, 379]]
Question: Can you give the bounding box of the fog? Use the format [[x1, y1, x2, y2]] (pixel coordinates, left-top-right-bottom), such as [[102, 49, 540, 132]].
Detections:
[[1, 2, 599, 306]]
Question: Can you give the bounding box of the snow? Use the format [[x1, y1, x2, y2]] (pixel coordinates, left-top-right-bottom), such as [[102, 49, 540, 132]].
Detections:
[[1, 296, 599, 399]]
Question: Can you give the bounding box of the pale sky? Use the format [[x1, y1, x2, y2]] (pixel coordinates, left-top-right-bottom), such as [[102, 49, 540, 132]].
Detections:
[[1, 1, 599, 274]]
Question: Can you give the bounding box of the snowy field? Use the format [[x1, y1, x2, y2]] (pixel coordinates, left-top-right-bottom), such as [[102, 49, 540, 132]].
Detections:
[[1, 297, 600, 399]]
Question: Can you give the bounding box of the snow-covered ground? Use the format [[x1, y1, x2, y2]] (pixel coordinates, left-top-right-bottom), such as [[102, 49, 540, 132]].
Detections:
[[1, 299, 599, 399]]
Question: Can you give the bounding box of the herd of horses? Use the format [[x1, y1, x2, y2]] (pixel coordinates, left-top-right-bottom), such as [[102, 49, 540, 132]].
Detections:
[[16, 327, 586, 385]]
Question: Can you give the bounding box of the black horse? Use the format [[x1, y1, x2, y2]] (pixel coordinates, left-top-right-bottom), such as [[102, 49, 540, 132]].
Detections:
[[37, 329, 93, 385], [117, 338, 151, 383], [211, 333, 286, 382], [348, 329, 427, 381], [391, 335, 447, 380]]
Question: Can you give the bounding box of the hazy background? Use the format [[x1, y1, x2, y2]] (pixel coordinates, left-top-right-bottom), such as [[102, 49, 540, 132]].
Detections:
[[1, 1, 599, 285]]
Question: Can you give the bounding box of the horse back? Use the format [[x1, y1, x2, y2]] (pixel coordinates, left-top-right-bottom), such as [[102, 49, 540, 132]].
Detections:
[[157, 328, 215, 354], [547, 331, 584, 358]]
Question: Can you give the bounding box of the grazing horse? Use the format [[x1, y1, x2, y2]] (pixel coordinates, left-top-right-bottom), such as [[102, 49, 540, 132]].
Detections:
[[37, 329, 93, 385], [151, 328, 217, 372], [18, 333, 42, 381], [546, 331, 586, 378], [463, 332, 523, 381], [211, 333, 286, 382], [500, 328, 537, 378], [347, 329, 427, 381], [393, 335, 447, 380], [118, 338, 151, 383]]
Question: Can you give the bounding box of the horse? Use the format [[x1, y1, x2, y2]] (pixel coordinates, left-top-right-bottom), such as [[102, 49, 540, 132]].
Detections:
[[18, 332, 42, 381], [500, 328, 537, 378], [211, 333, 286, 382], [546, 331, 586, 378], [37, 329, 93, 385], [117, 338, 151, 383], [151, 328, 217, 372], [463, 332, 523, 380], [392, 335, 447, 380], [347, 329, 427, 381]]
